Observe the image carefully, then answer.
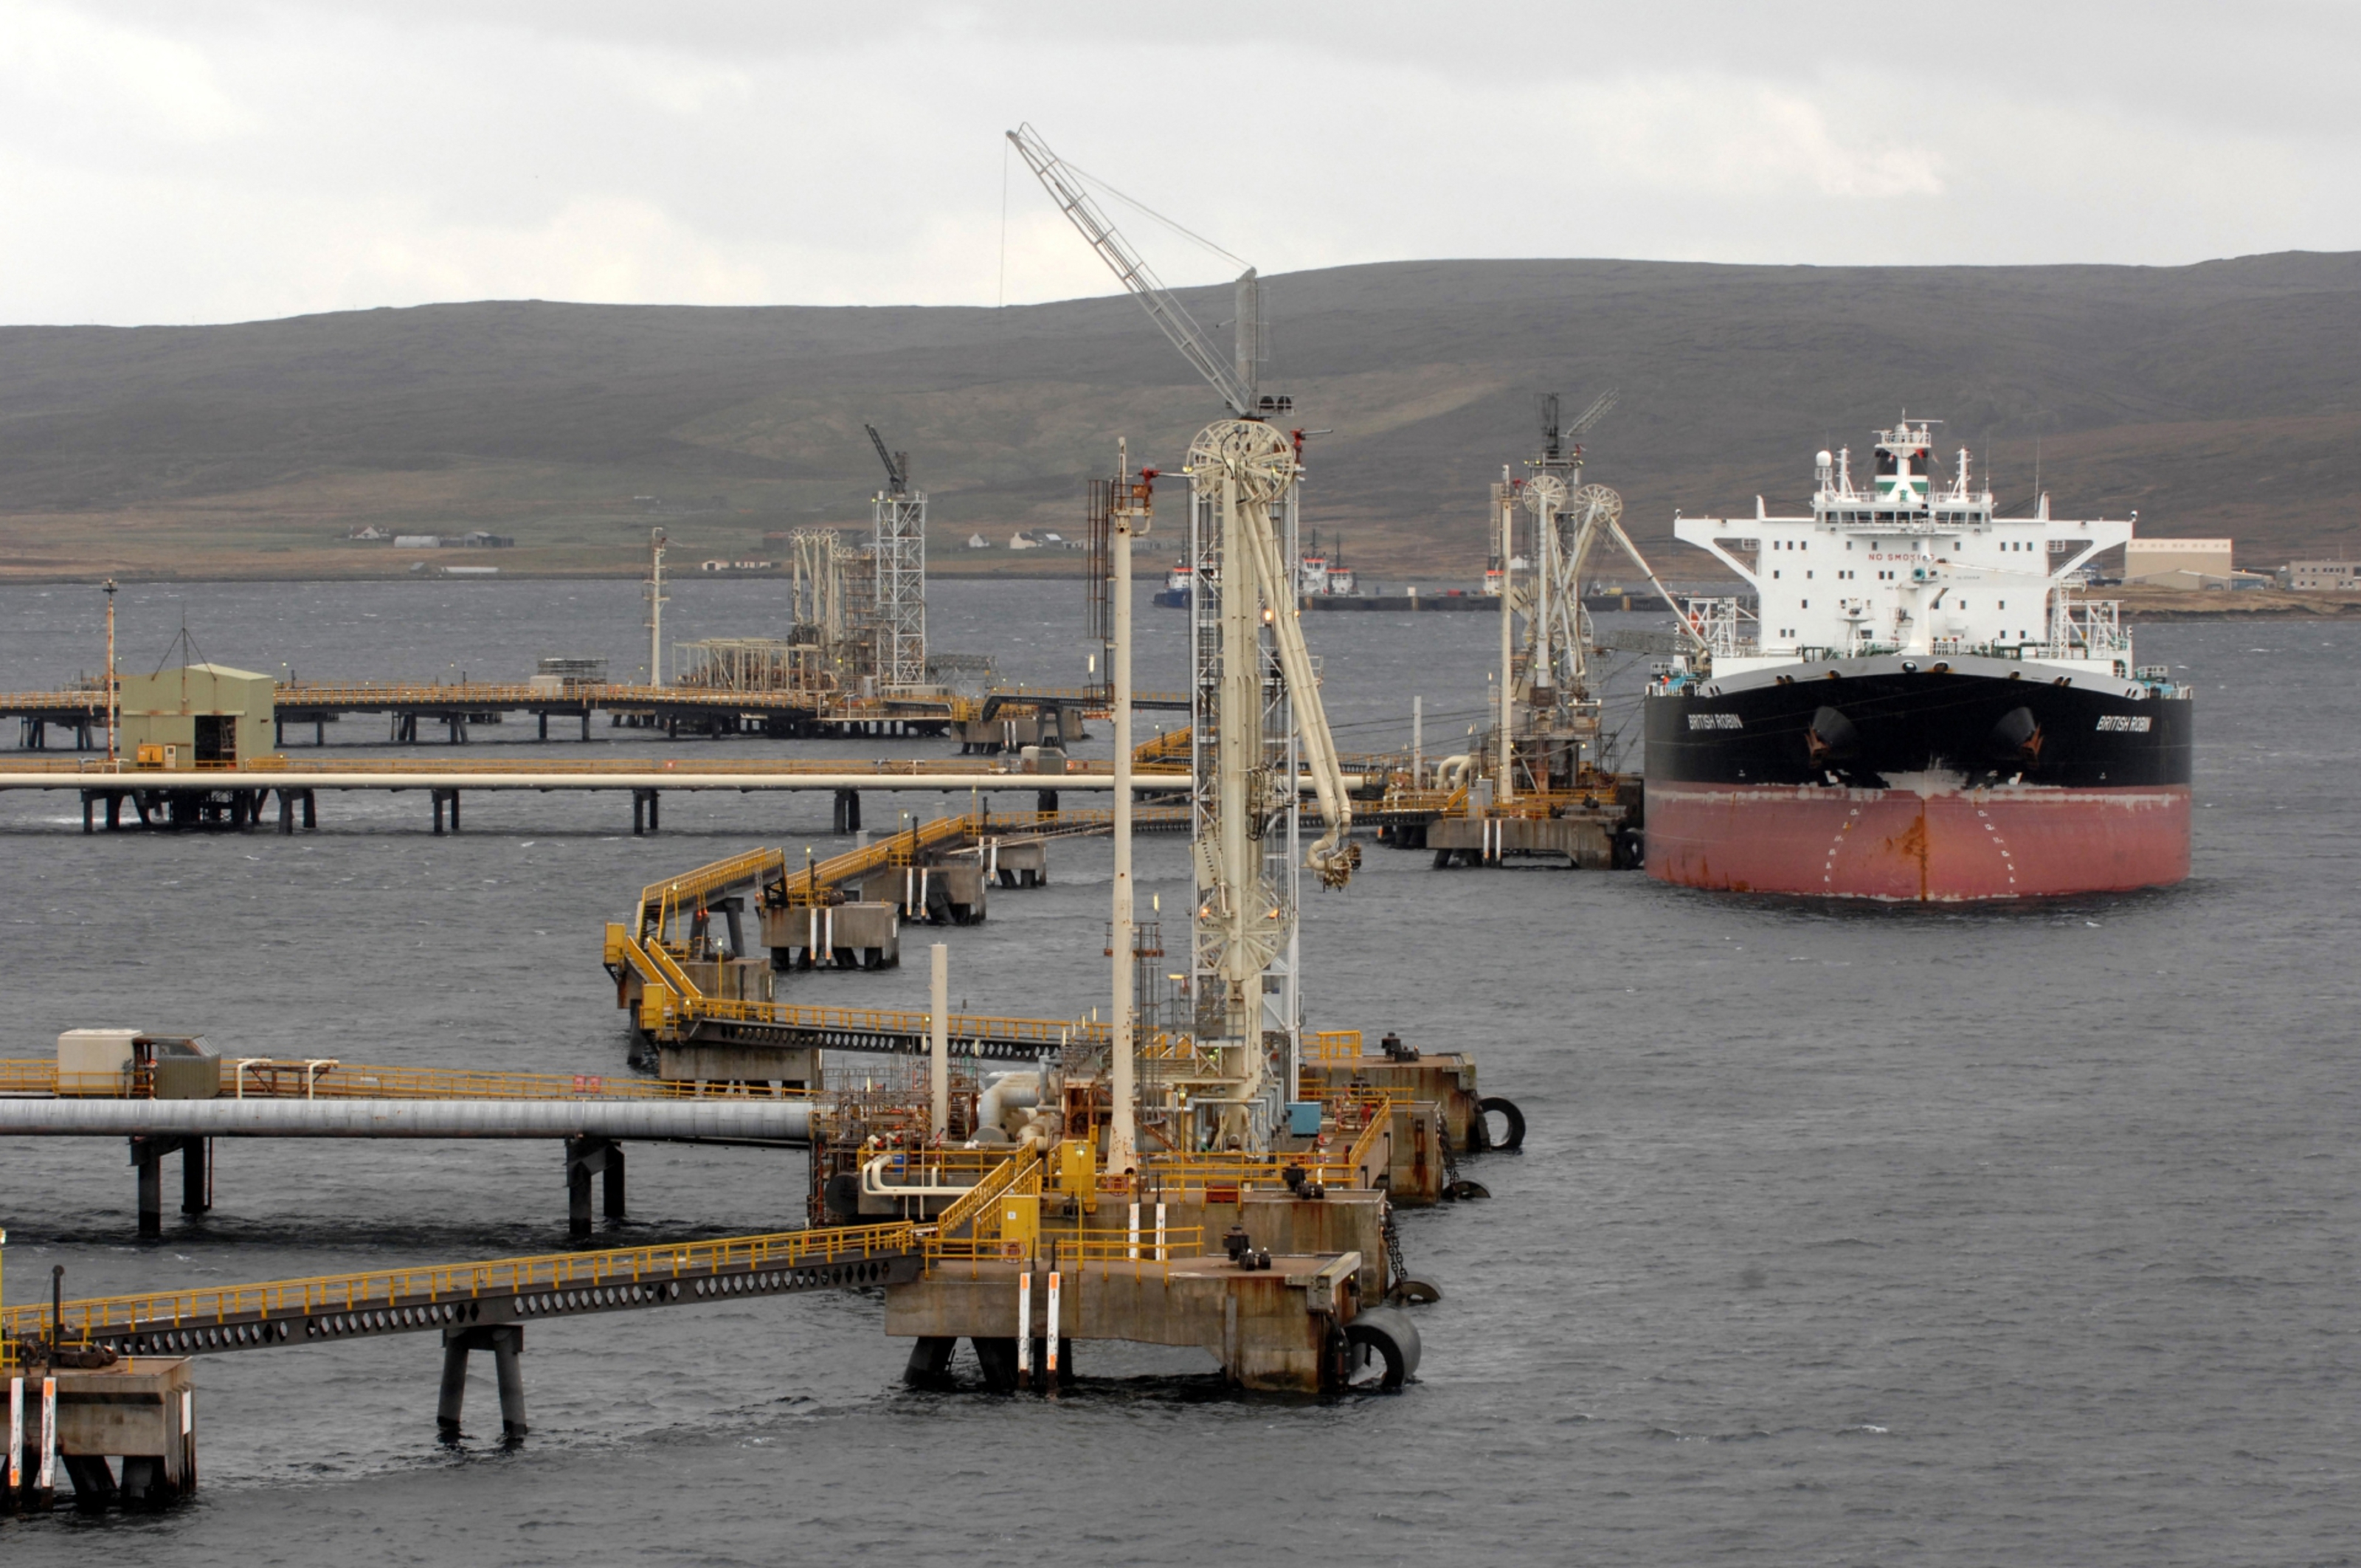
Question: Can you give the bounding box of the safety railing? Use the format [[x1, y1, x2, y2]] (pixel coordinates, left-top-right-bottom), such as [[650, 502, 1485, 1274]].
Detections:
[[0, 1223, 920, 1348], [614, 921, 1108, 1051], [0, 691, 106, 711], [1, 1058, 61, 1094], [640, 846, 789, 933], [0, 1057, 815, 1103], [1130, 727, 1192, 773], [1307, 1029, 1364, 1063], [922, 1225, 1206, 1277], [1134, 1147, 1372, 1195], [0, 754, 1150, 778], [277, 682, 834, 712], [1344, 1111, 1392, 1189]]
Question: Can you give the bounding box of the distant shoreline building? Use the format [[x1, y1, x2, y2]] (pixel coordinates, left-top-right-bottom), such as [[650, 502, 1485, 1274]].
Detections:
[[2281, 559, 2361, 592], [2123, 537, 2240, 590]]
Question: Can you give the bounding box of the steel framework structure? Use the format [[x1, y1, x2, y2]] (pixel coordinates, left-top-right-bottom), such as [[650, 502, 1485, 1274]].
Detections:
[[873, 491, 927, 691]]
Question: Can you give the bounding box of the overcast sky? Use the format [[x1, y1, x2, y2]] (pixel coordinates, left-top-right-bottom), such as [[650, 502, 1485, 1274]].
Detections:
[[5, 0, 2357, 326]]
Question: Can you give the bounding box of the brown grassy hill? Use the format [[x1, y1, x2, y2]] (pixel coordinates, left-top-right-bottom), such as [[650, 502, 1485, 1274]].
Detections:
[[1, 252, 2356, 581]]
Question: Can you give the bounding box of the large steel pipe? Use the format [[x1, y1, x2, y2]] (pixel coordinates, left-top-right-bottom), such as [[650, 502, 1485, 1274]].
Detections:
[[0, 1098, 812, 1142]]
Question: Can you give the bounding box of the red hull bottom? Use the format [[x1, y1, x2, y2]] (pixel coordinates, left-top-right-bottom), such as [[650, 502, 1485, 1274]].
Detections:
[[1645, 783, 2191, 901]]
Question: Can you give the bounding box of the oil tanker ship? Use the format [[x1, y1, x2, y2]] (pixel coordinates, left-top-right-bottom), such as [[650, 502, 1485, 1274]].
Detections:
[[1643, 419, 2192, 901]]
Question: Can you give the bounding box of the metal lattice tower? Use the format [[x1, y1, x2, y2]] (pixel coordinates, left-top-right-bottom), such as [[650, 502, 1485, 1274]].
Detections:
[[865, 426, 927, 693]]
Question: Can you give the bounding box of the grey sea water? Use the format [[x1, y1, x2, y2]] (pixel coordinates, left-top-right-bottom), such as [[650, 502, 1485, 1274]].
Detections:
[[0, 577, 2352, 1565]]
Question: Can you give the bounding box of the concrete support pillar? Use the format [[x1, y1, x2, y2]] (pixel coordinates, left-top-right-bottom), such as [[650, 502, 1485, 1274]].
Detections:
[[904, 1336, 955, 1386], [970, 1336, 1020, 1393], [1035, 790, 1058, 815], [435, 1341, 469, 1434], [300, 791, 317, 830], [430, 789, 460, 833], [565, 1136, 621, 1235], [181, 1138, 209, 1214], [437, 1325, 527, 1439], [581, 712, 590, 742], [276, 790, 294, 835], [314, 719, 324, 746], [567, 1147, 592, 1237], [492, 1331, 525, 1435], [80, 794, 93, 835], [106, 793, 121, 831], [832, 789, 861, 834], [131, 1139, 162, 1237], [62, 1454, 116, 1510], [537, 712, 547, 741], [631, 789, 660, 835]]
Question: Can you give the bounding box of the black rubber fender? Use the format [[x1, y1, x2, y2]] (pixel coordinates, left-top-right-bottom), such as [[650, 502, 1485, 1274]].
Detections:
[[1442, 1178, 1491, 1201], [1478, 1095, 1526, 1151], [1344, 1305, 1423, 1389]]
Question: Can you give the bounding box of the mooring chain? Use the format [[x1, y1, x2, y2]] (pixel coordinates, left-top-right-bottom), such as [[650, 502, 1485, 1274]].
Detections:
[[1380, 1201, 1411, 1296]]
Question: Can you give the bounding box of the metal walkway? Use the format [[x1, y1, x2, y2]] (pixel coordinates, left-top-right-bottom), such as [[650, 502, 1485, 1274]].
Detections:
[[0, 1223, 921, 1362], [0, 680, 1190, 750], [632, 804, 1187, 933]]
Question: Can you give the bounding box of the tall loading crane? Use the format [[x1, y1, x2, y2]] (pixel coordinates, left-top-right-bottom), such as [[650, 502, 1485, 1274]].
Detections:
[[1491, 392, 1700, 795], [1011, 123, 1354, 1146]]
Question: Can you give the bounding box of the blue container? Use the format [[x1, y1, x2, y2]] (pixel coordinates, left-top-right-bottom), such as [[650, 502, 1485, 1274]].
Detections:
[[1286, 1101, 1323, 1136]]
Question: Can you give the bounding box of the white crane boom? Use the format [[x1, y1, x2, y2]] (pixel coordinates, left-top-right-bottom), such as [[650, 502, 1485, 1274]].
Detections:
[[1007, 124, 1256, 417], [1566, 387, 1620, 439]]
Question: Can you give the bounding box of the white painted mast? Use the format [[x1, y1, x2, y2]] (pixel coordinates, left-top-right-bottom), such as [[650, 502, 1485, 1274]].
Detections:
[[645, 527, 668, 686], [1107, 439, 1151, 1174]]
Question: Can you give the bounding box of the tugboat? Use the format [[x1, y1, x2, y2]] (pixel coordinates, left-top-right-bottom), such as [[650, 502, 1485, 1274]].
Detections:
[[1297, 530, 1359, 598], [1152, 559, 1192, 609], [1643, 419, 2192, 901]]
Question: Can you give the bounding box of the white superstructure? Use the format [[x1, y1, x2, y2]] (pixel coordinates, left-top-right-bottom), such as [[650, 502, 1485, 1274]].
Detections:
[[1673, 420, 2135, 680]]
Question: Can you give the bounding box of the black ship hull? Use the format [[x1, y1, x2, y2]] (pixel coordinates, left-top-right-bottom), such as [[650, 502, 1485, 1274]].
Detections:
[[1643, 655, 2192, 900]]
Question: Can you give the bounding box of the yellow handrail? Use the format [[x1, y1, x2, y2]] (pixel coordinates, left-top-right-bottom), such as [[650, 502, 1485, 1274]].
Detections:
[[1345, 1111, 1392, 1187], [931, 1148, 1041, 1240], [0, 1057, 817, 1102], [922, 1225, 1204, 1269], [1307, 1029, 1363, 1063]]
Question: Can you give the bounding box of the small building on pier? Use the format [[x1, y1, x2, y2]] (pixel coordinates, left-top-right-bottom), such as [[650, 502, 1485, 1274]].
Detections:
[[118, 664, 276, 770]]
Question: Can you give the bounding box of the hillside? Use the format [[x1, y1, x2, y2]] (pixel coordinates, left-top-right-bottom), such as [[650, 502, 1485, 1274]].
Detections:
[[1, 253, 2357, 581]]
